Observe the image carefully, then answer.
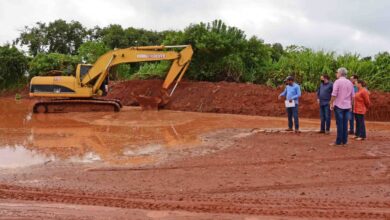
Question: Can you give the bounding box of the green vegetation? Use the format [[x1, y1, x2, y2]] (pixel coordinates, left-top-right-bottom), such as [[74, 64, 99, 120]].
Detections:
[[77, 41, 110, 64], [163, 20, 270, 83], [15, 20, 88, 56], [0, 45, 28, 91], [132, 61, 171, 80], [0, 19, 389, 91], [29, 53, 80, 76], [15, 93, 21, 100]]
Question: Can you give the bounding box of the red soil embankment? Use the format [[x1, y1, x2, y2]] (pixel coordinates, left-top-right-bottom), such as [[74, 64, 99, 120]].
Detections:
[[107, 80, 390, 121]]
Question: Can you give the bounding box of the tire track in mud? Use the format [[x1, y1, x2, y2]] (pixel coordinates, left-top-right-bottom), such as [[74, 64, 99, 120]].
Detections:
[[0, 184, 389, 219], [206, 179, 390, 194], [85, 154, 390, 172]]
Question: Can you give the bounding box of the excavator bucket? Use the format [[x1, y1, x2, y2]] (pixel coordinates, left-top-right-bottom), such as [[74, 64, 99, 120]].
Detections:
[[133, 89, 171, 111], [135, 95, 162, 110]]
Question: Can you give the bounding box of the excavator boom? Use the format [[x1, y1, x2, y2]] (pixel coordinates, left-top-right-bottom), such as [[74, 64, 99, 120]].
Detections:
[[29, 45, 193, 113]]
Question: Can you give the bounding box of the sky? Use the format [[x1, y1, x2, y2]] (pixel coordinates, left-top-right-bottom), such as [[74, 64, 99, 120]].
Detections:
[[0, 0, 389, 56]]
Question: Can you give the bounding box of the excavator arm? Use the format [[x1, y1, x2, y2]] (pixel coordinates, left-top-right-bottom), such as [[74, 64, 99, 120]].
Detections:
[[81, 45, 193, 97]]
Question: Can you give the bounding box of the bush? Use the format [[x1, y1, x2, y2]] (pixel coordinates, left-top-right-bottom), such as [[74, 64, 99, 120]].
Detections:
[[29, 53, 80, 76], [0, 45, 28, 90], [131, 61, 171, 80], [112, 64, 139, 80], [266, 46, 336, 91], [371, 52, 390, 91]]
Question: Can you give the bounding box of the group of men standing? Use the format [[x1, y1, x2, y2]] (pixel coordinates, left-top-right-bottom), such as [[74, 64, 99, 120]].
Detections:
[[279, 67, 371, 146]]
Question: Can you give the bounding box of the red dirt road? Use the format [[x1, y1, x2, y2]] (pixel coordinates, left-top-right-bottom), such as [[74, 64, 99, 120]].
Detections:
[[1, 129, 389, 219]]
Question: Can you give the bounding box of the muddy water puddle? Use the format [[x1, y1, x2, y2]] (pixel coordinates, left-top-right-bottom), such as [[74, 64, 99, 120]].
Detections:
[[1, 98, 390, 168]]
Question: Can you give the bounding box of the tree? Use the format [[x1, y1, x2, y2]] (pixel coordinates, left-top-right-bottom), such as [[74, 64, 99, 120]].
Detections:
[[100, 24, 128, 49], [241, 36, 272, 83], [164, 19, 271, 82], [45, 20, 87, 54], [0, 45, 28, 90], [270, 43, 284, 62], [87, 26, 103, 41], [78, 41, 110, 64], [125, 27, 165, 46], [14, 22, 47, 56], [15, 19, 88, 55]]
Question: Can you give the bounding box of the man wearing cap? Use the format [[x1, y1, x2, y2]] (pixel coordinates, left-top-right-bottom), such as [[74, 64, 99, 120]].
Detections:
[[330, 67, 355, 146], [278, 76, 302, 133]]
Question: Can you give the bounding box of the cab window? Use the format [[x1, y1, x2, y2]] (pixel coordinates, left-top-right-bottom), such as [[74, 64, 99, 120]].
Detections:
[[80, 65, 92, 80]]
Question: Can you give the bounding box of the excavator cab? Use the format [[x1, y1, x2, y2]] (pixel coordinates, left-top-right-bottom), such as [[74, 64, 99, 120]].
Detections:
[[76, 64, 93, 83]]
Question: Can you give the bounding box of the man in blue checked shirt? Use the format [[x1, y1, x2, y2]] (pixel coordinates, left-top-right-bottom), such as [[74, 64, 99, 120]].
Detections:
[[278, 76, 302, 133]]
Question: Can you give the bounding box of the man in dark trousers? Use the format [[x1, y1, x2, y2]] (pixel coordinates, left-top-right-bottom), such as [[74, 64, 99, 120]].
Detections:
[[348, 74, 359, 134], [278, 76, 302, 133], [317, 74, 333, 134], [330, 68, 355, 146], [100, 76, 109, 96]]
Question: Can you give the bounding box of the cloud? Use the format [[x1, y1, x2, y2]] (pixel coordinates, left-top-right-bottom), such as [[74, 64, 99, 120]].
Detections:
[[0, 0, 389, 56]]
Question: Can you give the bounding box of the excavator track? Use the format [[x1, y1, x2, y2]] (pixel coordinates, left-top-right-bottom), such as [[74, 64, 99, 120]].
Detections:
[[49, 98, 123, 108], [33, 99, 122, 113]]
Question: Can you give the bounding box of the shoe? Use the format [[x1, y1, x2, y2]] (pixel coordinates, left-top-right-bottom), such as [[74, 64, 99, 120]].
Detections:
[[353, 136, 358, 139], [295, 130, 301, 133], [318, 131, 325, 134], [355, 137, 365, 141], [348, 131, 355, 135], [325, 131, 330, 135], [329, 143, 342, 146], [285, 128, 293, 132]]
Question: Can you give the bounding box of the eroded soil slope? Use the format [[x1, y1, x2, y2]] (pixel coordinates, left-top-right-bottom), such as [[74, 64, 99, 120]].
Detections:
[[107, 80, 390, 121]]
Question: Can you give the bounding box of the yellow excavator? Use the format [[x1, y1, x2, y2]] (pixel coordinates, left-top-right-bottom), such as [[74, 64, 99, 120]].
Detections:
[[29, 45, 193, 113]]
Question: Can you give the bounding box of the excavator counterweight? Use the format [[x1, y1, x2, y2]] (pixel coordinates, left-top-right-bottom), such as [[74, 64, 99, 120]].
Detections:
[[29, 45, 193, 113]]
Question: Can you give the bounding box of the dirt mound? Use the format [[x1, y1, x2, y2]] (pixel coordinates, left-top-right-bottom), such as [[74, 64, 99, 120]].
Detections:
[[107, 80, 390, 121]]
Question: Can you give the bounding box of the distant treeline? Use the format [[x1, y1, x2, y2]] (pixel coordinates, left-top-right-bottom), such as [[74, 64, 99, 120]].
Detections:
[[1, 19, 389, 91]]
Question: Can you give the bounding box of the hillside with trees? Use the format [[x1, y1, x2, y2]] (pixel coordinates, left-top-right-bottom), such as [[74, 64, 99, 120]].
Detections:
[[1, 19, 389, 92]]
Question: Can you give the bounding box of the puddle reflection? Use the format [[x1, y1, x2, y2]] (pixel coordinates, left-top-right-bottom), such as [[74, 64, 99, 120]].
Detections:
[[3, 98, 387, 168], [0, 145, 54, 168], [0, 99, 208, 168]]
